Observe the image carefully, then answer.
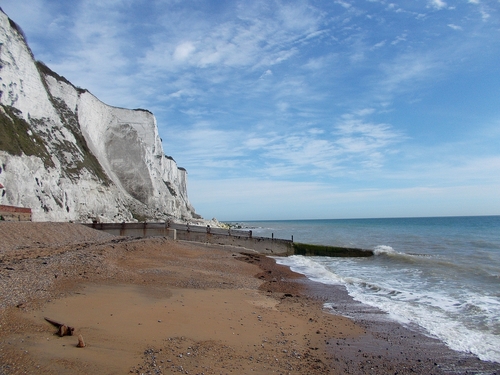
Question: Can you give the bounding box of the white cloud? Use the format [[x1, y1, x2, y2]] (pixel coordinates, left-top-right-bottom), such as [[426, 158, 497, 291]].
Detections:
[[377, 53, 440, 96], [372, 40, 387, 50], [353, 108, 376, 117], [303, 56, 327, 70], [333, 119, 401, 166], [259, 69, 273, 79], [335, 1, 352, 10], [187, 131, 500, 219], [181, 123, 247, 158], [277, 3, 320, 31], [244, 136, 273, 150], [391, 33, 407, 45], [276, 101, 289, 112], [173, 41, 196, 61], [308, 128, 324, 135], [7, 0, 499, 220], [131, 1, 324, 90], [480, 9, 490, 21], [167, 112, 403, 182], [429, 0, 447, 9]]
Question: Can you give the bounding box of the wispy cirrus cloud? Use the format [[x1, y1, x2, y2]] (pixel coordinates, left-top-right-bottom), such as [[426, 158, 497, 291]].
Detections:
[[371, 52, 442, 103], [168, 108, 404, 181], [3, 0, 499, 220], [140, 2, 322, 75]]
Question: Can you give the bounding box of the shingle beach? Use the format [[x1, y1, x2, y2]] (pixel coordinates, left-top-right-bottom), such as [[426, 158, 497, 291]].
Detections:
[[1, 222, 498, 374]]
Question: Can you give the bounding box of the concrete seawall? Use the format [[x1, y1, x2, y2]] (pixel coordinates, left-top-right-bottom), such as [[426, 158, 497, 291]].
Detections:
[[83, 222, 373, 257], [175, 230, 293, 255], [83, 222, 293, 255], [84, 222, 173, 238], [0, 205, 32, 221]]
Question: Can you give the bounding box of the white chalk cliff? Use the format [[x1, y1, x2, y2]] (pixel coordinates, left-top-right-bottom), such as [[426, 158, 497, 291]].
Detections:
[[0, 9, 201, 223]]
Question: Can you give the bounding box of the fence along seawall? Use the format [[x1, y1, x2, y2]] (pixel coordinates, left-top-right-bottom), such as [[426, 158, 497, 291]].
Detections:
[[84, 222, 374, 257]]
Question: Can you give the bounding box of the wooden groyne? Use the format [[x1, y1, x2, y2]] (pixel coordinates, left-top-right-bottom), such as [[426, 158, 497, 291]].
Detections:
[[83, 222, 373, 257], [292, 242, 373, 257]]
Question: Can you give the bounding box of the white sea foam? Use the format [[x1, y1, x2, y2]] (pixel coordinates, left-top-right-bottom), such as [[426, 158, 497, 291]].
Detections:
[[276, 254, 500, 363], [373, 245, 397, 255], [273, 255, 344, 285], [261, 217, 500, 363]]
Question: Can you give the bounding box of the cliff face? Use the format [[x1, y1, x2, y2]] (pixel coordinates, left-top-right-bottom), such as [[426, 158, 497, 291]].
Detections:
[[0, 10, 200, 223]]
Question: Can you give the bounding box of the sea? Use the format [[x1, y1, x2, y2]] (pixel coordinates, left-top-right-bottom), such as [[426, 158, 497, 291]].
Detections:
[[232, 216, 500, 363]]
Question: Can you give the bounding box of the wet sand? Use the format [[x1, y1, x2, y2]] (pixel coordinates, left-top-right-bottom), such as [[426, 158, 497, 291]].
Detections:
[[0, 222, 498, 374]]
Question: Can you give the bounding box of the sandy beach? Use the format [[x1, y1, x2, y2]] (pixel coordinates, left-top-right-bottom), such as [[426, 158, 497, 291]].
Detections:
[[0, 222, 498, 374]]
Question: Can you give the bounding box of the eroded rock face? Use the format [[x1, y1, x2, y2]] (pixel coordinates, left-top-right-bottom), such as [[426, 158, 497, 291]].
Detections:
[[105, 124, 154, 205], [0, 10, 199, 223]]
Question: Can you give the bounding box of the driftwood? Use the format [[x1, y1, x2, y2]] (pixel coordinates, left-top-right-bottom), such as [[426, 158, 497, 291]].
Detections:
[[44, 317, 75, 337], [76, 334, 85, 348]]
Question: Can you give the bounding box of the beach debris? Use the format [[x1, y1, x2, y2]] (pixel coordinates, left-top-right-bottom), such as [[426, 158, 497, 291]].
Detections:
[[76, 334, 85, 348], [44, 317, 75, 337]]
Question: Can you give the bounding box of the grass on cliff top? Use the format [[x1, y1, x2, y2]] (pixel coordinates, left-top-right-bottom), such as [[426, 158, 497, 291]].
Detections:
[[0, 105, 55, 168]]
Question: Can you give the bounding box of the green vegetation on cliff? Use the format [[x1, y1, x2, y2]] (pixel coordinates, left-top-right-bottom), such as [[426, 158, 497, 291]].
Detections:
[[0, 105, 55, 168]]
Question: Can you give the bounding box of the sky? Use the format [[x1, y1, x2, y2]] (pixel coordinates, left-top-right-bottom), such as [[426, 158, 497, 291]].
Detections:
[[1, 0, 500, 221]]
